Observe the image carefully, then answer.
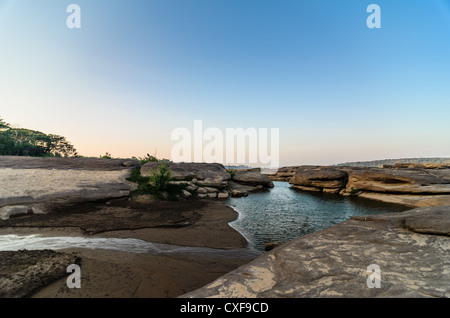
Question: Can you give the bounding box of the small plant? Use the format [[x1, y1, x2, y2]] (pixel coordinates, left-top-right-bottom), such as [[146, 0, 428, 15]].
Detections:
[[149, 162, 172, 193], [226, 169, 236, 177], [349, 187, 360, 195], [139, 153, 159, 165], [100, 152, 112, 159]]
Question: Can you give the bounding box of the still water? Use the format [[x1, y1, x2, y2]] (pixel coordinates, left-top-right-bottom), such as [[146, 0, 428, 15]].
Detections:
[[228, 181, 409, 251]]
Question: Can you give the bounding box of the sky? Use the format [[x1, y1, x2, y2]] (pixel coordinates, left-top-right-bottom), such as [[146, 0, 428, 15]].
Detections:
[[1, 0, 450, 166]]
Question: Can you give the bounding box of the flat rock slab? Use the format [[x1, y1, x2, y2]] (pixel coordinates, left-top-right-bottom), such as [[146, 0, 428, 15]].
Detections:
[[0, 250, 80, 298], [0, 156, 139, 171], [0, 157, 139, 211], [183, 206, 450, 298], [141, 162, 231, 181]]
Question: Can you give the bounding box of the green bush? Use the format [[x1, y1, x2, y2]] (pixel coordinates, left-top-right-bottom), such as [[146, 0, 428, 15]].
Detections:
[[127, 163, 185, 200], [139, 153, 159, 165], [149, 162, 172, 193]]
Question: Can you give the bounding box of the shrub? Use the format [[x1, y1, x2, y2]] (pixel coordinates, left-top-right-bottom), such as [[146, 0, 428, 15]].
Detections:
[[139, 153, 159, 165]]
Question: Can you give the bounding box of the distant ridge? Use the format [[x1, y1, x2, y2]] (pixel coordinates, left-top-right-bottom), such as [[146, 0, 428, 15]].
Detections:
[[334, 157, 450, 168]]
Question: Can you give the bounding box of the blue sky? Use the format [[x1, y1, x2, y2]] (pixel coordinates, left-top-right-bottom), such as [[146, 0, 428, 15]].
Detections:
[[1, 0, 450, 165]]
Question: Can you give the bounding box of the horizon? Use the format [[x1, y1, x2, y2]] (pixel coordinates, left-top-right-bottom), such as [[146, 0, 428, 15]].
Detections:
[[1, 0, 450, 166]]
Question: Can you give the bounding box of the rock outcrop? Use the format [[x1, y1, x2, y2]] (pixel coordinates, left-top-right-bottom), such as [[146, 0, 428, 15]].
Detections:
[[290, 167, 348, 194], [183, 205, 450, 298], [0, 156, 139, 217], [288, 165, 450, 207], [231, 168, 274, 189], [141, 163, 274, 199]]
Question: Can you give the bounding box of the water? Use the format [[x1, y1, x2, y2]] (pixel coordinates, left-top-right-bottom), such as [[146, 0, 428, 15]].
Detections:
[[0, 234, 260, 258], [228, 181, 409, 251]]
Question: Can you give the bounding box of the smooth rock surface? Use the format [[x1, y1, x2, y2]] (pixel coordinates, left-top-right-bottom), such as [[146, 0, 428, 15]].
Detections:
[[184, 206, 450, 298], [232, 168, 274, 188], [0, 156, 138, 211], [141, 162, 230, 181]]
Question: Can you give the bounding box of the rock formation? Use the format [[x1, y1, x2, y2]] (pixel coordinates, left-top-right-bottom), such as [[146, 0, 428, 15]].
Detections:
[[0, 156, 140, 218], [183, 205, 450, 298], [288, 165, 450, 207]]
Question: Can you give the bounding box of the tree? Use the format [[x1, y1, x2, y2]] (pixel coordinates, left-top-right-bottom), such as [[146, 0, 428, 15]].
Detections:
[[0, 117, 77, 157]]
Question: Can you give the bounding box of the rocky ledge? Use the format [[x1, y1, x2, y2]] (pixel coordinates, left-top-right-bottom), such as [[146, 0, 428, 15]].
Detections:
[[141, 162, 273, 199], [0, 157, 273, 219], [288, 164, 450, 207], [183, 205, 450, 298]]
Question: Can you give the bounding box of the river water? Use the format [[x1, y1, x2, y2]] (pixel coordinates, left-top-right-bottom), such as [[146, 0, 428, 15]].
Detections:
[[227, 181, 409, 251]]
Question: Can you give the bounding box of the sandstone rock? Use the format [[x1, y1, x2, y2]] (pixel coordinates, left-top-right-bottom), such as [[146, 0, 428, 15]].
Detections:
[[0, 156, 136, 212], [290, 167, 348, 193], [207, 193, 217, 198], [230, 190, 248, 198], [197, 188, 208, 194], [141, 162, 230, 181], [181, 190, 192, 199], [183, 206, 450, 298], [196, 178, 228, 188], [205, 187, 218, 193], [217, 191, 230, 199], [197, 194, 208, 199], [0, 206, 30, 220], [232, 168, 274, 188]]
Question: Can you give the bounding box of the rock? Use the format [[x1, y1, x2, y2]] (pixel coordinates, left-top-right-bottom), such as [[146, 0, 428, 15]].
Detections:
[[230, 190, 248, 198], [0, 156, 137, 212], [186, 185, 198, 192], [207, 193, 217, 198], [288, 165, 450, 207], [197, 187, 208, 194], [141, 162, 230, 181], [197, 194, 208, 199], [181, 190, 192, 199], [290, 167, 348, 193], [232, 168, 274, 188], [183, 206, 450, 298], [0, 206, 30, 220], [217, 191, 230, 199], [196, 178, 228, 188], [205, 187, 218, 193], [263, 242, 279, 251], [268, 166, 298, 182]]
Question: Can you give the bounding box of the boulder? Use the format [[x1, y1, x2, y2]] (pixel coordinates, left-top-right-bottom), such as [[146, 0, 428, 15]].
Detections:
[[230, 190, 248, 198], [183, 206, 450, 298], [290, 167, 348, 193], [232, 168, 274, 188], [141, 162, 230, 182], [217, 191, 230, 199]]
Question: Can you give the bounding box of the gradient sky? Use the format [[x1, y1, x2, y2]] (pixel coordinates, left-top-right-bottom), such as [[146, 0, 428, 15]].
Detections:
[[1, 0, 450, 166]]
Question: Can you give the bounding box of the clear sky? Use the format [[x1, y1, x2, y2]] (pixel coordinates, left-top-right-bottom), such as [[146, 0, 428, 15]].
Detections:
[[1, 0, 450, 166]]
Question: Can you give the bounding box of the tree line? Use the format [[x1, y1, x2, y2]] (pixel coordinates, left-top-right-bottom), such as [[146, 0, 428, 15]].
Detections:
[[0, 117, 77, 157]]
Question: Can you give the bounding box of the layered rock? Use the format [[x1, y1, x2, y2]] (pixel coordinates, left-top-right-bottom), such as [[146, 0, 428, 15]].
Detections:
[[231, 168, 274, 189], [289, 165, 450, 207], [141, 162, 230, 182], [0, 156, 139, 217], [268, 166, 297, 182], [183, 205, 450, 298], [290, 167, 348, 194], [141, 163, 274, 200]]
